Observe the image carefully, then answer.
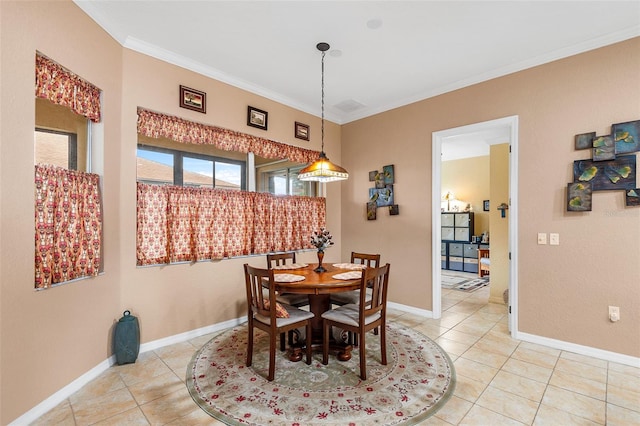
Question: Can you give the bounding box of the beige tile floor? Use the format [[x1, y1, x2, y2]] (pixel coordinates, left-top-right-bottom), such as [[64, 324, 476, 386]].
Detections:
[[33, 277, 640, 425]]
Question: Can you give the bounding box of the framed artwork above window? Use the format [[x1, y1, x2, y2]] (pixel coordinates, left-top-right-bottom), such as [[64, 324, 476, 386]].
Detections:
[[295, 122, 309, 141], [247, 106, 268, 130], [179, 85, 206, 113]]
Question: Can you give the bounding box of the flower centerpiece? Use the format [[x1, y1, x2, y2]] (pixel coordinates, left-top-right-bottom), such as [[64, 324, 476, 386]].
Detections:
[[310, 227, 334, 272]]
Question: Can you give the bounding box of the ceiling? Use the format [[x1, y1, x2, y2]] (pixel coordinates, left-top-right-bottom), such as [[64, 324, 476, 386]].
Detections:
[[74, 1, 640, 128]]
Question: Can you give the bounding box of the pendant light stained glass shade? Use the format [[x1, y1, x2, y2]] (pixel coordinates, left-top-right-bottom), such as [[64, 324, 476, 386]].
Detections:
[[298, 152, 349, 182]]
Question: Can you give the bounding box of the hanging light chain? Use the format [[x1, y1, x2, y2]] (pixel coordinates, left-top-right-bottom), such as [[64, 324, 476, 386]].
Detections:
[[321, 48, 325, 153]]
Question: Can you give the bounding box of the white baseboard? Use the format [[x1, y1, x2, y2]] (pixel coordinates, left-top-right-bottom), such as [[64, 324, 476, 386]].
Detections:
[[9, 316, 245, 426], [515, 331, 640, 368], [388, 301, 640, 368], [139, 317, 243, 353], [387, 301, 434, 318], [9, 356, 115, 425]]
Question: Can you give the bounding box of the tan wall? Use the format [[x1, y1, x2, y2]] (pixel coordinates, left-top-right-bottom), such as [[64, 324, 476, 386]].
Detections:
[[0, 1, 342, 423], [441, 155, 490, 236], [342, 38, 640, 357], [1, 2, 123, 422]]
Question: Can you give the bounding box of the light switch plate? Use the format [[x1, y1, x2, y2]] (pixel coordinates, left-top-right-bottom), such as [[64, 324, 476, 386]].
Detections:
[[609, 306, 620, 322], [537, 233, 547, 245], [550, 233, 560, 245]]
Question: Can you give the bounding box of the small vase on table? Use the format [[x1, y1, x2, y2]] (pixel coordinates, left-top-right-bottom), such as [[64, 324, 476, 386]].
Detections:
[[314, 250, 326, 273]]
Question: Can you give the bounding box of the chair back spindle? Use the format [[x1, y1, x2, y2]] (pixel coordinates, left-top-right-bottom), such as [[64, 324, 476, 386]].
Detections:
[[245, 264, 276, 320], [360, 263, 390, 321], [267, 252, 296, 269], [351, 252, 380, 268]]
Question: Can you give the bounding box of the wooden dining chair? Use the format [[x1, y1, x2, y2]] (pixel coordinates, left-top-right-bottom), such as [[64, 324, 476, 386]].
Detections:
[[266, 252, 308, 307], [321, 263, 391, 380], [244, 264, 314, 381], [330, 252, 381, 306], [266, 252, 309, 349]]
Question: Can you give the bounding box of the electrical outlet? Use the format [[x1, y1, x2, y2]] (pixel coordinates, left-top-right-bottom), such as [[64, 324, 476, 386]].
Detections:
[[550, 233, 560, 245], [609, 306, 620, 322], [537, 233, 547, 245]]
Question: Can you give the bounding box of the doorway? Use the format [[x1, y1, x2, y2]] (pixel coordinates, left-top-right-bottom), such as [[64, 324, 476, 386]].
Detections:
[[431, 116, 519, 336]]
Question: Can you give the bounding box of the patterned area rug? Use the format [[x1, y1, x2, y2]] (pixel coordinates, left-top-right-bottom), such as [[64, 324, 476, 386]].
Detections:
[[441, 273, 489, 292], [186, 323, 455, 425]]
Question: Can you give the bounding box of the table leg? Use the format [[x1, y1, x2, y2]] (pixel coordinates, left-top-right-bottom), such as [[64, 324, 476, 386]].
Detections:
[[288, 294, 352, 362]]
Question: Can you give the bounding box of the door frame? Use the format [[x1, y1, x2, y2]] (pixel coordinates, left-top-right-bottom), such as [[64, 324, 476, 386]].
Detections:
[[431, 115, 519, 336]]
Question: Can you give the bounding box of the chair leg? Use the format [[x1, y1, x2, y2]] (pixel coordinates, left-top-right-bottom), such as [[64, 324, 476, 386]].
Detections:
[[359, 331, 367, 380], [246, 323, 254, 367], [268, 333, 276, 381], [280, 332, 285, 352], [322, 321, 330, 365], [305, 321, 313, 365], [380, 323, 387, 366]]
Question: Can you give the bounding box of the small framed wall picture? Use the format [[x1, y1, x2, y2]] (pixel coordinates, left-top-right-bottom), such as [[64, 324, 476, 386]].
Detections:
[[483, 200, 490, 211], [295, 122, 310, 141], [179, 85, 206, 113], [247, 106, 268, 130]]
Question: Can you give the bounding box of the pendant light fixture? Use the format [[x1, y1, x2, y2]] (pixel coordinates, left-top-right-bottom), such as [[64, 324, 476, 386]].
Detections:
[[298, 42, 349, 182]]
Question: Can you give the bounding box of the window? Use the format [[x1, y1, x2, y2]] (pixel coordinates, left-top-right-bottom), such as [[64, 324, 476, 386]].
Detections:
[[35, 128, 77, 170], [257, 161, 317, 196], [137, 142, 246, 190], [35, 98, 89, 171], [34, 53, 103, 288]]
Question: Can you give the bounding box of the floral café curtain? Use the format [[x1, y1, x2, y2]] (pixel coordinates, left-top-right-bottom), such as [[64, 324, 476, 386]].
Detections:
[[137, 108, 318, 164], [35, 52, 102, 122], [35, 165, 102, 288], [136, 183, 325, 265]]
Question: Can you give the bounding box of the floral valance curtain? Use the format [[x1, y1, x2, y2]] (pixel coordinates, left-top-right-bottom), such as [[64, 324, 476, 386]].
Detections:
[[35, 165, 102, 288], [137, 108, 319, 164], [35, 52, 102, 123], [136, 183, 325, 265]]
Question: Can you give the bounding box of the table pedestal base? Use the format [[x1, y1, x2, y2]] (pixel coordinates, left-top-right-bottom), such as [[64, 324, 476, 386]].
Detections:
[[278, 286, 359, 363], [289, 340, 352, 362]]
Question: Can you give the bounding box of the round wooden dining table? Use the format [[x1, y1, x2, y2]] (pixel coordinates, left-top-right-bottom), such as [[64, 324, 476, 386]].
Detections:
[[273, 263, 362, 361]]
